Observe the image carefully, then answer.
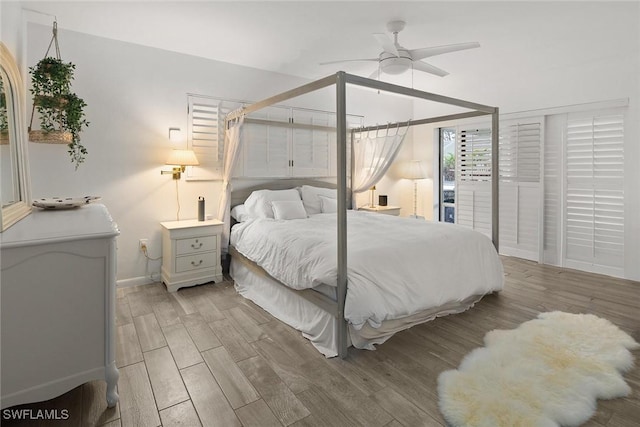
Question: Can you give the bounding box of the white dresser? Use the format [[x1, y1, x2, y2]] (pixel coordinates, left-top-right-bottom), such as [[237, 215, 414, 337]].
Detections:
[[160, 219, 224, 292], [0, 204, 119, 409]]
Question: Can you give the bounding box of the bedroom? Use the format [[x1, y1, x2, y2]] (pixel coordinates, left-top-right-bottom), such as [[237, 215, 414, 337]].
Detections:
[[0, 1, 638, 426]]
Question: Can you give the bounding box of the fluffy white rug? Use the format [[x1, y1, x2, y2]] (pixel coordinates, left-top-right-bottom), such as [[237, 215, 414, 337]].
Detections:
[[437, 311, 639, 427]]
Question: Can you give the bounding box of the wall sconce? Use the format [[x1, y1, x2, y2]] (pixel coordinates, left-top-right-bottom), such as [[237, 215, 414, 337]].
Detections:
[[168, 127, 182, 143], [161, 149, 199, 179]]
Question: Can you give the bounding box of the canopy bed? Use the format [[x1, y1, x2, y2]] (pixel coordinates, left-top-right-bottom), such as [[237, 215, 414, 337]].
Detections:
[[223, 72, 501, 358]]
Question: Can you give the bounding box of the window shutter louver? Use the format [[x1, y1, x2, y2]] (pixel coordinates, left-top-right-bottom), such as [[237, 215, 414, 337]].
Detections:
[[499, 120, 543, 261], [458, 128, 492, 183], [456, 127, 492, 238], [187, 96, 243, 180], [240, 106, 290, 177], [291, 110, 332, 177], [565, 112, 624, 275]]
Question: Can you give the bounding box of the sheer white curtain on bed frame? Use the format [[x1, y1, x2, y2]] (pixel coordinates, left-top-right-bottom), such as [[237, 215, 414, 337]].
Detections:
[[352, 124, 408, 203], [217, 113, 244, 253]]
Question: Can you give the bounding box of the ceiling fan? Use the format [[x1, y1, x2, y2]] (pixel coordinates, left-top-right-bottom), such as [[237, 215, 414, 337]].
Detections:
[[320, 20, 480, 78]]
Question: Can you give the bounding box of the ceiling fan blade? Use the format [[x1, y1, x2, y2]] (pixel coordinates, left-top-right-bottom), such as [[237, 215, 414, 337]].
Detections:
[[373, 33, 399, 56], [412, 61, 449, 77], [319, 58, 379, 65], [409, 42, 480, 61]]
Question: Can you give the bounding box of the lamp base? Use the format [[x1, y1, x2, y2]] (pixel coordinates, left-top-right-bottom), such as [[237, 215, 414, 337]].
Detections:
[[408, 214, 425, 220]]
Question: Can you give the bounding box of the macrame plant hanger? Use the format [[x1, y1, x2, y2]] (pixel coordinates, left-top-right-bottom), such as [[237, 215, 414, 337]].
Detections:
[[28, 19, 73, 144]]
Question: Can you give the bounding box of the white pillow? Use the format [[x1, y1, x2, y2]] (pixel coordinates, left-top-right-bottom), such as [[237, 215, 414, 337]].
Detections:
[[300, 185, 337, 215], [319, 195, 337, 213], [271, 200, 308, 220], [230, 204, 250, 222], [244, 189, 301, 219]]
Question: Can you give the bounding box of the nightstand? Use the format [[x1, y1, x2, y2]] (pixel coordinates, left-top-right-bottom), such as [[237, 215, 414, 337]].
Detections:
[[160, 219, 224, 292], [359, 205, 401, 216]]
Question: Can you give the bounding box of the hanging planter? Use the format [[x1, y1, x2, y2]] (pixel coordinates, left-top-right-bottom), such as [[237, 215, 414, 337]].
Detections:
[[28, 21, 89, 169]]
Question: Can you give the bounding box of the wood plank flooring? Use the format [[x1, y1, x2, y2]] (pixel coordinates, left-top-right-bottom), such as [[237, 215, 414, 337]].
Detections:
[[2, 257, 639, 426]]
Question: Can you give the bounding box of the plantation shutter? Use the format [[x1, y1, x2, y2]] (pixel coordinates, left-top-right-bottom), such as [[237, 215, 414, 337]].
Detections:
[[456, 126, 492, 238], [564, 111, 624, 275], [239, 106, 290, 178], [499, 119, 543, 261], [187, 96, 242, 180], [291, 110, 332, 177]]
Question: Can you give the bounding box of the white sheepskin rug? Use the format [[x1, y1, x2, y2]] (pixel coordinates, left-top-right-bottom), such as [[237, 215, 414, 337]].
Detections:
[[437, 311, 639, 427]]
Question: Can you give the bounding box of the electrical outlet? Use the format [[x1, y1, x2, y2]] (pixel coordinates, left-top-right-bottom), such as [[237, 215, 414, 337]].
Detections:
[[139, 239, 148, 253]]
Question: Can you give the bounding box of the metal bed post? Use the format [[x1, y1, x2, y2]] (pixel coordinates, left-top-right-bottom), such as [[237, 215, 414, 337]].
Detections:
[[491, 108, 500, 252], [336, 71, 349, 359]]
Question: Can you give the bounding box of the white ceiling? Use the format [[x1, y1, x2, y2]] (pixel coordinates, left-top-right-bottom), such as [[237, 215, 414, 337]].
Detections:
[[21, 1, 638, 89]]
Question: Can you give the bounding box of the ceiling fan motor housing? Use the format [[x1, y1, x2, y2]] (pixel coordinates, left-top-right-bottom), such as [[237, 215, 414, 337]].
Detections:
[[379, 50, 412, 74]]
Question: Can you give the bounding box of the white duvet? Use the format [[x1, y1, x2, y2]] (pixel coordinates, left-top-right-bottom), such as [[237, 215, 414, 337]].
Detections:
[[230, 211, 504, 331]]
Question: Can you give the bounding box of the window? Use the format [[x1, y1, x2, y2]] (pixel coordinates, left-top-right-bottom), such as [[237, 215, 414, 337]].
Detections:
[[439, 128, 456, 223]]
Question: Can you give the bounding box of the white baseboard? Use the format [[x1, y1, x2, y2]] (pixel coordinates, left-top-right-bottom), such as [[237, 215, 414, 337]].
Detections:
[[116, 276, 156, 289]]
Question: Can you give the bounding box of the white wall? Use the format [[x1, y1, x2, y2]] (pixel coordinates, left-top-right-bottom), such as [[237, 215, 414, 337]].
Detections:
[[1, 2, 21, 60], [411, 2, 640, 280]]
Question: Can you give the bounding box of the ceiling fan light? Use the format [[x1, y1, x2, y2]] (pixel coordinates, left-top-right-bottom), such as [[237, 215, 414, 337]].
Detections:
[[380, 56, 411, 75]]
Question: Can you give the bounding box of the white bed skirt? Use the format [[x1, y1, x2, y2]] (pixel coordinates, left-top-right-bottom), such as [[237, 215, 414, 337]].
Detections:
[[231, 257, 487, 357], [231, 257, 350, 357]]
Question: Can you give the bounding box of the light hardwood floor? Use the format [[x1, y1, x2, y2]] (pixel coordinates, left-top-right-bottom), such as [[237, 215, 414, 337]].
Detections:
[[3, 257, 639, 426]]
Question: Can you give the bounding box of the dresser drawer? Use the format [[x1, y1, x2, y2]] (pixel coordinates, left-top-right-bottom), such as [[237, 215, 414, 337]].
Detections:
[[175, 252, 216, 273], [176, 235, 217, 255]]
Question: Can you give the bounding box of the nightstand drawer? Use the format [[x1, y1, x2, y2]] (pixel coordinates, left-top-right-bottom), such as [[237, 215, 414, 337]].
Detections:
[[176, 236, 217, 255], [176, 252, 216, 273]]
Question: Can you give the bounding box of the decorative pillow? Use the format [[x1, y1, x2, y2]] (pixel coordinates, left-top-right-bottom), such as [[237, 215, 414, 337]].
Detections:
[[244, 189, 301, 219], [300, 185, 337, 215], [230, 204, 250, 222], [271, 200, 308, 220], [319, 195, 338, 213]]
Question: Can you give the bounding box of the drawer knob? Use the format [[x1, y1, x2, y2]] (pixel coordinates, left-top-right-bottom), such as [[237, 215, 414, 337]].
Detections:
[[191, 241, 203, 249], [191, 259, 203, 267]]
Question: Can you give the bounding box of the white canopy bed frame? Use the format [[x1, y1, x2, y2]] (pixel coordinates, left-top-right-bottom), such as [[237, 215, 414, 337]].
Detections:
[[225, 71, 499, 359]]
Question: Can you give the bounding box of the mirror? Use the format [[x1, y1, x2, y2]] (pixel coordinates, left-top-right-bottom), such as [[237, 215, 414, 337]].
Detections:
[[1, 42, 31, 231]]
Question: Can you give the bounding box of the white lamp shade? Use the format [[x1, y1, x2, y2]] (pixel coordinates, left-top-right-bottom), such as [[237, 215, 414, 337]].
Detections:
[[402, 160, 428, 180], [166, 149, 199, 167]]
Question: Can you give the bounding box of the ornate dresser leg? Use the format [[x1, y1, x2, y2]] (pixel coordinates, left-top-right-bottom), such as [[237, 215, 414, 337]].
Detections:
[[105, 362, 120, 407]]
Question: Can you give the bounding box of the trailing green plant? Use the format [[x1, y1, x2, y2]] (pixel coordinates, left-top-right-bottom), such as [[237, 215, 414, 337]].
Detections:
[[29, 56, 89, 169], [30, 57, 74, 96], [0, 78, 7, 133]]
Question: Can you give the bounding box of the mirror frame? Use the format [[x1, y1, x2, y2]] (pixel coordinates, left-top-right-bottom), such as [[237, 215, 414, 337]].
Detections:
[[1, 42, 32, 231]]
